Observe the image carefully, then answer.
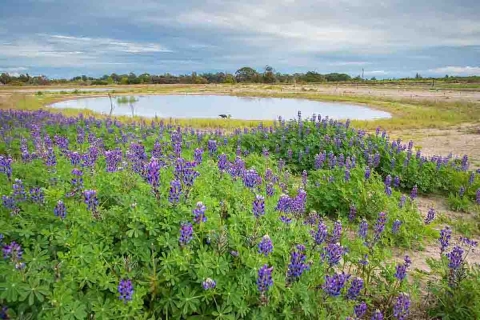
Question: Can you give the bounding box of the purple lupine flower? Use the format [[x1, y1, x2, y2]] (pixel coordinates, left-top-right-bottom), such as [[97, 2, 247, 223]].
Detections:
[[2, 241, 24, 269], [302, 170, 308, 186], [364, 167, 371, 180], [84, 190, 98, 213], [168, 179, 182, 204], [385, 175, 392, 187], [459, 186, 465, 198], [469, 172, 475, 185], [45, 148, 56, 167], [312, 221, 328, 246], [290, 188, 307, 216], [2, 195, 18, 215], [393, 176, 400, 188], [287, 245, 310, 282], [12, 179, 26, 202], [393, 293, 411, 320], [218, 153, 228, 171], [348, 205, 356, 221], [395, 263, 407, 282], [347, 277, 364, 300], [69, 151, 81, 166], [359, 254, 369, 266], [257, 264, 274, 294], [461, 155, 469, 171], [392, 219, 402, 234], [354, 302, 367, 318], [266, 183, 274, 197], [54, 200, 66, 219], [275, 194, 291, 213], [147, 158, 161, 195], [330, 220, 342, 243], [345, 169, 350, 182], [280, 215, 292, 224], [399, 195, 406, 208], [0, 305, 8, 319], [253, 195, 265, 218], [0, 156, 13, 181], [179, 222, 193, 246], [118, 279, 134, 302], [446, 246, 464, 269], [410, 185, 417, 200], [207, 140, 217, 155], [29, 188, 43, 205], [439, 226, 452, 253], [194, 148, 204, 164], [476, 188, 480, 204], [460, 236, 478, 248], [371, 310, 384, 320], [192, 202, 207, 224], [258, 235, 273, 256], [323, 243, 345, 267], [385, 186, 392, 197], [373, 212, 387, 243], [202, 278, 216, 290], [323, 272, 350, 297], [424, 208, 435, 224], [105, 149, 122, 172], [242, 169, 262, 189], [358, 219, 368, 240]]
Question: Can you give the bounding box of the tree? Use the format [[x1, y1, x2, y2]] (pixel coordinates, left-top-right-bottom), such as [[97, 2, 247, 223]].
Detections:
[[263, 65, 276, 83], [0, 73, 11, 85], [415, 73, 422, 79], [235, 67, 259, 83]]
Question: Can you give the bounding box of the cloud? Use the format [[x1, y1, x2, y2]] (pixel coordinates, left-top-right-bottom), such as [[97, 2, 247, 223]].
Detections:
[[0, 0, 479, 77], [428, 66, 480, 76]]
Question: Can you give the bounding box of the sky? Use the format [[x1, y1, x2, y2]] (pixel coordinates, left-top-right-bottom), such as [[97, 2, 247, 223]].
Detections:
[[0, 0, 479, 79]]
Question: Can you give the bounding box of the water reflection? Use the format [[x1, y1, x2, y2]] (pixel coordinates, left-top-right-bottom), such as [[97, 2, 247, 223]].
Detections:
[[50, 94, 391, 121]]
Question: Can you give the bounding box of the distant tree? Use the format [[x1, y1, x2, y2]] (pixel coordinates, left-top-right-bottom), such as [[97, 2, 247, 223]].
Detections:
[[302, 71, 325, 82], [415, 73, 422, 79], [223, 73, 236, 84], [235, 67, 259, 82], [371, 77, 377, 81], [0, 73, 11, 85], [263, 65, 276, 83]]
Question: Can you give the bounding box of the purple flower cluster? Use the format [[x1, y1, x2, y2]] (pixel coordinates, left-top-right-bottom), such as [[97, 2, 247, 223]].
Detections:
[[84, 189, 98, 213], [424, 207, 435, 224], [118, 279, 134, 302], [287, 245, 310, 282], [105, 149, 122, 172], [323, 272, 349, 297], [54, 200, 67, 219], [147, 157, 161, 195], [253, 195, 265, 218], [2, 241, 24, 270], [346, 277, 364, 300], [323, 243, 345, 267], [312, 221, 328, 246], [168, 179, 182, 204], [242, 169, 262, 189], [194, 148, 204, 164], [354, 302, 367, 318], [439, 226, 452, 253], [257, 264, 274, 294], [179, 222, 193, 246], [358, 219, 368, 240], [348, 205, 356, 221], [330, 220, 342, 243], [446, 246, 464, 270], [0, 156, 13, 180], [373, 212, 387, 244], [192, 201, 207, 224], [29, 187, 44, 204], [393, 293, 411, 320], [207, 140, 217, 155], [258, 235, 273, 256], [12, 179, 26, 202], [394, 256, 411, 282], [392, 219, 402, 234], [371, 310, 384, 320], [410, 185, 418, 200], [202, 278, 216, 290]]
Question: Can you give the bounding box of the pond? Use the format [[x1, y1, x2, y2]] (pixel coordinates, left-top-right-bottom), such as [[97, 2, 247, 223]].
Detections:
[[49, 94, 391, 120]]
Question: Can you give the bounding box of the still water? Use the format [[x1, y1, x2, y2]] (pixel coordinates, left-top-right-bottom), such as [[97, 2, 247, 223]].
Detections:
[[50, 94, 391, 120]]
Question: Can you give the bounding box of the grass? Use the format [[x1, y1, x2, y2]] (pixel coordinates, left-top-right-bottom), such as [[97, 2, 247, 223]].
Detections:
[[1, 84, 479, 130]]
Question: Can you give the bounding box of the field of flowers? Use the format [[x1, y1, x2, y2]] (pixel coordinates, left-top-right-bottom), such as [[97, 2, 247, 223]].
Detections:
[[0, 109, 479, 319]]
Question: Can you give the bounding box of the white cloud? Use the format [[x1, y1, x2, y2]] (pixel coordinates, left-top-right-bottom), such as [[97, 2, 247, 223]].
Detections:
[[364, 70, 388, 75], [428, 66, 480, 76]]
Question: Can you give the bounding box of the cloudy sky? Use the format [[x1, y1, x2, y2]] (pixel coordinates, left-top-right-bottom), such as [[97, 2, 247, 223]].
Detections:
[[0, 0, 479, 78]]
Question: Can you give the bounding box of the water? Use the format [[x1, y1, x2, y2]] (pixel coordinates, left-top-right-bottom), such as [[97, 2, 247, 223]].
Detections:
[[50, 94, 391, 120]]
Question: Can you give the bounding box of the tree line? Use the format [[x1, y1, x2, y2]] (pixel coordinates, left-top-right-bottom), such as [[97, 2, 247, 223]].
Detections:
[[1, 66, 479, 86]]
